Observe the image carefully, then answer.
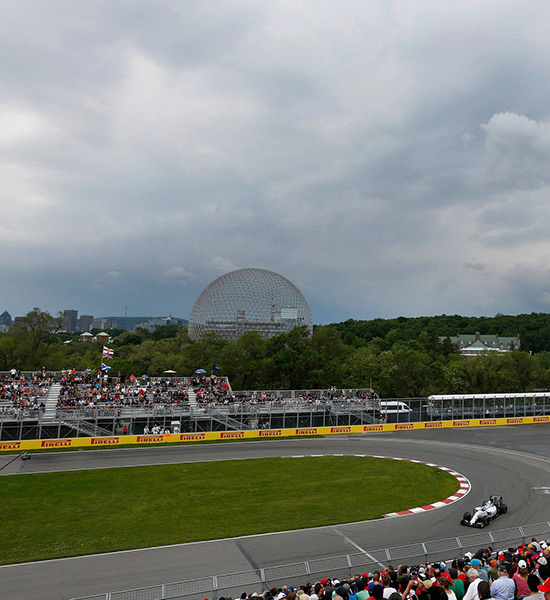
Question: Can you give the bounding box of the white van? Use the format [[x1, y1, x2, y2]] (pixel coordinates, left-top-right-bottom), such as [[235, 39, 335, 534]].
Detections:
[[379, 401, 412, 416]]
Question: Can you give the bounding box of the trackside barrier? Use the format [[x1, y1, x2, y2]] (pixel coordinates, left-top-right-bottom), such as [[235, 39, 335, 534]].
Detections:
[[71, 522, 550, 600], [2, 415, 550, 452]]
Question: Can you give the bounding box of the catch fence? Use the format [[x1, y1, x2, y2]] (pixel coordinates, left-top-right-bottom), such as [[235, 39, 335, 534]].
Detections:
[[71, 521, 550, 600]]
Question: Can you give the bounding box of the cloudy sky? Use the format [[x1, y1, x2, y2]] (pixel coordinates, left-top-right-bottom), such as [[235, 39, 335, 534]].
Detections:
[[2, 1, 550, 324]]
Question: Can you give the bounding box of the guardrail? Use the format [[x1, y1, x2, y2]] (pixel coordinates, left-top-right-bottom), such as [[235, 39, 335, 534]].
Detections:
[[71, 522, 550, 600]]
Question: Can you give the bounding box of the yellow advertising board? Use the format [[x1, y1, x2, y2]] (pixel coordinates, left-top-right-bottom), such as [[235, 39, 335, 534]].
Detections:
[[1, 415, 549, 451]]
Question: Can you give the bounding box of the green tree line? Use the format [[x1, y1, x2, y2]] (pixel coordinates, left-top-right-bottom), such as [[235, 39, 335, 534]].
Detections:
[[2, 308, 550, 396]]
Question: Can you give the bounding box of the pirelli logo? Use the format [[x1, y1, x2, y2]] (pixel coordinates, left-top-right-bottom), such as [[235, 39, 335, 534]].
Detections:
[[0, 441, 21, 450], [91, 437, 120, 445], [221, 432, 245, 439], [179, 433, 206, 441], [507, 418, 523, 424], [534, 416, 550, 423], [90, 437, 120, 446], [331, 426, 352, 433], [395, 423, 414, 430], [259, 430, 282, 437], [41, 440, 72, 448], [363, 425, 384, 432], [137, 435, 164, 443], [424, 422, 443, 428], [295, 428, 317, 435], [453, 421, 471, 427], [480, 419, 497, 425]]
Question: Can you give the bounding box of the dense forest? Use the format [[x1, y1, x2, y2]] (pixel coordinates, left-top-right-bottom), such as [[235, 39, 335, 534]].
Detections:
[[2, 308, 550, 397]]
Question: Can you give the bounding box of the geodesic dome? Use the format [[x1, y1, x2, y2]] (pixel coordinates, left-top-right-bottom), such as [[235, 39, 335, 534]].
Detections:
[[188, 268, 313, 341]]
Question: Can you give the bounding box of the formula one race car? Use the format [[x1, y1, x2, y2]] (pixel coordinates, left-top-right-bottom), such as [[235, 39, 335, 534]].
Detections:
[[461, 495, 507, 528]]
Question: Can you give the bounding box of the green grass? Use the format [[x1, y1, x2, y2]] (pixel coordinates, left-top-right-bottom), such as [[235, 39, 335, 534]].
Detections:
[[0, 456, 458, 564]]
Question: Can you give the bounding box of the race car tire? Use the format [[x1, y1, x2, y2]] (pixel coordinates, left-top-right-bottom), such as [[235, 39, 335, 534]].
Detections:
[[463, 512, 472, 521], [501, 504, 508, 513], [478, 515, 489, 528]]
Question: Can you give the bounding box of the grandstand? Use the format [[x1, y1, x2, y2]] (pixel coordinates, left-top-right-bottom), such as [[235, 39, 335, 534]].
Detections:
[[3, 372, 550, 440]]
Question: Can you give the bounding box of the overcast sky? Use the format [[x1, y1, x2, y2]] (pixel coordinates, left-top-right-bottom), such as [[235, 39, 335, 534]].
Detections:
[[2, 1, 550, 324]]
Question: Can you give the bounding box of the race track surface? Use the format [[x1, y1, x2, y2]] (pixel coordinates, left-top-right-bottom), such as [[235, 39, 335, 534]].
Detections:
[[1, 425, 550, 600]]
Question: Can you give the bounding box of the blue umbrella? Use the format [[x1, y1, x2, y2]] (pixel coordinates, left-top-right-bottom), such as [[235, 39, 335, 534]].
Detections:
[[195, 368, 206, 374]]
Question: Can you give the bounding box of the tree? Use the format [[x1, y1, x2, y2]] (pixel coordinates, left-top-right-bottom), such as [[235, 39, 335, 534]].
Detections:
[[9, 308, 62, 368], [342, 347, 381, 389], [437, 337, 456, 358]]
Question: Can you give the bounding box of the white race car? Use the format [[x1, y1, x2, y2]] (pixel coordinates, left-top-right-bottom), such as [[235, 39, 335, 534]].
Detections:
[[461, 495, 507, 528]]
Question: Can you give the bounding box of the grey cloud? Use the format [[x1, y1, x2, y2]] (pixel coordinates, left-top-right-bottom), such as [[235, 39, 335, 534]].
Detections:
[[2, 1, 550, 322], [464, 263, 490, 272]]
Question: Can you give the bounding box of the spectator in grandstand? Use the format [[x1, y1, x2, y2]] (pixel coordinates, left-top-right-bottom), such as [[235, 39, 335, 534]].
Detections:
[[430, 586, 449, 600], [468, 560, 489, 583], [487, 561, 499, 583], [538, 578, 550, 600], [536, 559, 550, 581], [490, 565, 515, 600], [524, 574, 544, 600], [514, 562, 531, 598], [368, 573, 382, 592], [449, 568, 465, 600], [382, 575, 398, 599], [463, 569, 482, 600], [414, 578, 433, 600], [439, 577, 457, 600], [476, 581, 494, 600]]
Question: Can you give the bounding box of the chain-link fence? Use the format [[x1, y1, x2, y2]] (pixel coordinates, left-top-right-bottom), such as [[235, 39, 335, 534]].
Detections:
[[70, 522, 550, 600]]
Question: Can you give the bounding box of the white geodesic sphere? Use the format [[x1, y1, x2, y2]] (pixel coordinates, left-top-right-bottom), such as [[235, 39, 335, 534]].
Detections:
[[188, 268, 313, 341]]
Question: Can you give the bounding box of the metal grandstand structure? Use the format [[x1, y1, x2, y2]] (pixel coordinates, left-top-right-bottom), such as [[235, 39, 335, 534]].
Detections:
[[188, 268, 313, 341]]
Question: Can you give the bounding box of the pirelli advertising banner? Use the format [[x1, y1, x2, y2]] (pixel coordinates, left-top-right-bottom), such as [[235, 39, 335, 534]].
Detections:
[[1, 415, 550, 452]]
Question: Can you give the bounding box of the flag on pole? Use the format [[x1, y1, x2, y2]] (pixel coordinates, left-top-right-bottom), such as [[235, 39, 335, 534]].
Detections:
[[102, 346, 114, 359], [101, 363, 112, 372]]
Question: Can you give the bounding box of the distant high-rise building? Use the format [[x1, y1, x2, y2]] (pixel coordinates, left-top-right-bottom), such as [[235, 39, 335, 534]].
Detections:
[[62, 309, 78, 333], [78, 315, 94, 332], [0, 310, 12, 327], [92, 315, 187, 332]]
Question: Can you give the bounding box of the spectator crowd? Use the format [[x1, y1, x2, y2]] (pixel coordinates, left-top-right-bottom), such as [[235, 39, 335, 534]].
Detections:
[[54, 372, 379, 411], [0, 370, 51, 415], [56, 373, 190, 409], [211, 541, 550, 600]]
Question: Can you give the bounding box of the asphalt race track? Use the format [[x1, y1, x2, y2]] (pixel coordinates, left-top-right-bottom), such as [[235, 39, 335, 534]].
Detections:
[[1, 425, 550, 600]]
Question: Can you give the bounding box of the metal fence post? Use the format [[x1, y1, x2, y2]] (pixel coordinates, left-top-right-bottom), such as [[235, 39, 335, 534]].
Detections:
[[519, 527, 526, 543], [456, 537, 463, 555], [213, 575, 218, 600], [421, 543, 428, 562], [346, 555, 353, 578], [260, 568, 267, 592], [162, 583, 166, 598], [305, 561, 311, 579]]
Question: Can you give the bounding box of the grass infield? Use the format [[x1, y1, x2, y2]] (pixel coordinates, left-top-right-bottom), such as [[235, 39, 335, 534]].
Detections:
[[0, 456, 459, 564]]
